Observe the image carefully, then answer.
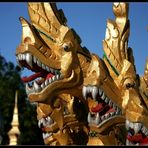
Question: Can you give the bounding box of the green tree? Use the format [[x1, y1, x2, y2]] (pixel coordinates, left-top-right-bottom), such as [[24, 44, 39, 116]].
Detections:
[[0, 54, 44, 145]]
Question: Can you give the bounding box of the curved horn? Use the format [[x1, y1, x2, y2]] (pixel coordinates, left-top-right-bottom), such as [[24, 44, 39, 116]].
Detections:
[[103, 2, 132, 79], [28, 2, 67, 39]]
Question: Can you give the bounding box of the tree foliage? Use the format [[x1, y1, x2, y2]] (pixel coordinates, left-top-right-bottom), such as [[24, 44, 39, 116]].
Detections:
[[0, 54, 44, 145]]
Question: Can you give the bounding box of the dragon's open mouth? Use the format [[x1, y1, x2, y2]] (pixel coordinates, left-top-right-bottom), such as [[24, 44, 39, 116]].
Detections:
[[83, 86, 122, 126], [38, 116, 55, 140], [16, 52, 62, 94], [38, 115, 60, 144], [126, 119, 148, 145], [37, 106, 76, 144]]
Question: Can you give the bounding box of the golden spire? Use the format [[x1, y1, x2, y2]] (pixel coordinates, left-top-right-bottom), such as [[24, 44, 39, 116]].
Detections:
[[8, 90, 20, 145]]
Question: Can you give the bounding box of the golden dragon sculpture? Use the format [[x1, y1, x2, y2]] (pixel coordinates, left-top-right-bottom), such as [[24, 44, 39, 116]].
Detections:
[[15, 2, 148, 145]]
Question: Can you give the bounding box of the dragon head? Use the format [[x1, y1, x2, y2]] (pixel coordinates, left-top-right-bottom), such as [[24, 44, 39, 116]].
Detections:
[[82, 3, 148, 145], [16, 3, 90, 145], [16, 3, 87, 104], [90, 2, 148, 146], [125, 59, 148, 146], [82, 3, 130, 143]]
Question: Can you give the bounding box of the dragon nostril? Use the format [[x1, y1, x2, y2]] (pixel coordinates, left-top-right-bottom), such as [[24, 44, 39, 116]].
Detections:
[[125, 83, 135, 89], [24, 37, 32, 44]]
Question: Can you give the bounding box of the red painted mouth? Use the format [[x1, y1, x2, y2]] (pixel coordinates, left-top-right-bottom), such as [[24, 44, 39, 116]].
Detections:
[[22, 72, 54, 83], [127, 133, 148, 145], [90, 96, 116, 117], [19, 57, 56, 83]]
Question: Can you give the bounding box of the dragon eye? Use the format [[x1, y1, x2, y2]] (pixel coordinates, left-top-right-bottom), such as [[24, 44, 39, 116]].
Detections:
[[62, 43, 70, 51]]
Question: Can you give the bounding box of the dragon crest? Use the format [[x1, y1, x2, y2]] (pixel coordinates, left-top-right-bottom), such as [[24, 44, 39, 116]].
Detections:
[[15, 2, 148, 145]]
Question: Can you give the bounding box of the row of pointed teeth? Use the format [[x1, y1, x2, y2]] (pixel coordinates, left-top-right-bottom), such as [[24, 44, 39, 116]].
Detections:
[[42, 132, 53, 140], [38, 116, 54, 128], [16, 53, 60, 75], [26, 74, 62, 94], [126, 139, 139, 146], [82, 86, 99, 100], [83, 85, 119, 109], [39, 108, 70, 129], [88, 108, 121, 125], [38, 108, 70, 140], [126, 119, 148, 136]]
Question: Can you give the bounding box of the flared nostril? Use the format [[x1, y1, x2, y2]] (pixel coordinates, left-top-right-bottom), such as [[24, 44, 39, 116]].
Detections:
[[24, 37, 32, 44]]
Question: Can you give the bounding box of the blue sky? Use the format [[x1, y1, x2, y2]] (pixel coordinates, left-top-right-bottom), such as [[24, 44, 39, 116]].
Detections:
[[0, 2, 148, 77]]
